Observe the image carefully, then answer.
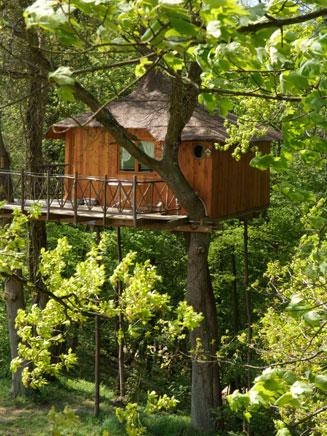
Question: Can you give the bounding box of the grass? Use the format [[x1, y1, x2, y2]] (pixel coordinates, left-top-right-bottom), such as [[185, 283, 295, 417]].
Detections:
[[0, 377, 114, 436], [0, 377, 204, 435]]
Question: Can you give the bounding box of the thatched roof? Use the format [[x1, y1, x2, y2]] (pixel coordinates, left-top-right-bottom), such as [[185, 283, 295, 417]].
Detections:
[[46, 73, 281, 143]]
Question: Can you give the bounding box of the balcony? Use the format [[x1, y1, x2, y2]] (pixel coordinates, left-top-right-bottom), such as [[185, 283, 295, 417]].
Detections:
[[0, 170, 198, 231]]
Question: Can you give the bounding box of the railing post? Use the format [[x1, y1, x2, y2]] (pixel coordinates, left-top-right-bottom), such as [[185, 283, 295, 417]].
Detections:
[[21, 168, 25, 213], [132, 175, 137, 227], [46, 169, 50, 220], [73, 171, 78, 225], [103, 175, 107, 226], [118, 180, 122, 213], [151, 181, 154, 213]]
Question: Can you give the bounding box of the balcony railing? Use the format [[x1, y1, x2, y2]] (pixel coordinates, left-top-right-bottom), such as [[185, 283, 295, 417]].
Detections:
[[0, 170, 181, 223]]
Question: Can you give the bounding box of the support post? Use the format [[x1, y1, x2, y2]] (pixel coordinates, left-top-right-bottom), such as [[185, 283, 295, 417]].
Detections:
[[46, 169, 50, 220], [21, 169, 25, 213], [73, 171, 78, 225], [94, 314, 100, 417], [243, 219, 252, 387], [103, 175, 107, 226], [117, 226, 125, 398], [231, 251, 240, 335], [94, 227, 101, 416], [132, 175, 137, 227]]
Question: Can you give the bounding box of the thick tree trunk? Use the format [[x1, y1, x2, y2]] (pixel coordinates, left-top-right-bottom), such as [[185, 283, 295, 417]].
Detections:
[[4, 276, 25, 397], [0, 113, 12, 201], [186, 232, 222, 432], [24, 33, 48, 305]]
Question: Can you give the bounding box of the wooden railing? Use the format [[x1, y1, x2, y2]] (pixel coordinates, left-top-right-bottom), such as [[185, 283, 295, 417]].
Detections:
[[0, 170, 181, 222]]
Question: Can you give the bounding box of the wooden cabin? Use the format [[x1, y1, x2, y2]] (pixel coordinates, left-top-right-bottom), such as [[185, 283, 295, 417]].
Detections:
[[46, 78, 279, 223]]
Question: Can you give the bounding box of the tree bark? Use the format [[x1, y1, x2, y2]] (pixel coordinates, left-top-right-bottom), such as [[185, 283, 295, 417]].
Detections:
[[0, 112, 12, 201], [186, 232, 222, 431], [4, 276, 25, 397], [23, 31, 49, 305]]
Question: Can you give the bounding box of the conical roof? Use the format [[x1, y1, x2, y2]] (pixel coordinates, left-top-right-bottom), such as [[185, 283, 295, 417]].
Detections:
[[46, 72, 281, 143]]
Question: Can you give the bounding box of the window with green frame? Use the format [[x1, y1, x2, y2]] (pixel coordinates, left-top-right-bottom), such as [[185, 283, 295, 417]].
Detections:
[[120, 141, 155, 172]]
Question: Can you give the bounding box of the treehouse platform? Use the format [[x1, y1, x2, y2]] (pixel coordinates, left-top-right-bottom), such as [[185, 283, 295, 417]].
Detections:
[[0, 170, 220, 232]]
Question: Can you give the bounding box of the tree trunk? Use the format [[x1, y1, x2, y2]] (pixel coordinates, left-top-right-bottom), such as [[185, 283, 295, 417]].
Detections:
[[0, 112, 12, 201], [4, 276, 25, 397], [24, 32, 49, 306], [186, 232, 222, 432], [29, 220, 47, 307]]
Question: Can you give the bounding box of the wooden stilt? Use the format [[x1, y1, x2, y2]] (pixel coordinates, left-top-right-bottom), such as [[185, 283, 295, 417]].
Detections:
[[116, 226, 125, 398], [94, 227, 101, 417], [21, 169, 25, 213], [243, 219, 252, 387], [94, 314, 100, 417]]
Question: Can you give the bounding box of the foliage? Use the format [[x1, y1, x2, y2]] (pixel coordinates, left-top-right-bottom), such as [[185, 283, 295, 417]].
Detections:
[[4, 213, 202, 390], [227, 200, 327, 435], [115, 390, 179, 436], [48, 406, 81, 436], [0, 0, 327, 434], [23, 0, 327, 186]]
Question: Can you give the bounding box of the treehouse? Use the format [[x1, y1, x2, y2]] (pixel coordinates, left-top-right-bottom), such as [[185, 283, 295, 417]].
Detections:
[[0, 77, 279, 231]]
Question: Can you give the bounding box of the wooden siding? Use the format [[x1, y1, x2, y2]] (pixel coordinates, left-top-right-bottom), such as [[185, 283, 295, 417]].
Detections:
[[63, 128, 270, 220], [178, 141, 213, 216], [64, 128, 178, 212], [211, 144, 270, 219]]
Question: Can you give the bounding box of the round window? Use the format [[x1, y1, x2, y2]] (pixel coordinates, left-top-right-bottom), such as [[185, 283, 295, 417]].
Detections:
[[193, 144, 204, 159]]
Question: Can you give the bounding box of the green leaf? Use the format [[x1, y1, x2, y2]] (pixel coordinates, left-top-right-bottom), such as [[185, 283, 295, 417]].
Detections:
[[207, 20, 222, 38], [163, 53, 184, 72], [24, 0, 67, 31], [280, 71, 309, 94], [169, 16, 199, 37], [274, 392, 300, 408], [227, 390, 250, 411], [276, 429, 291, 436], [250, 154, 287, 171], [198, 93, 219, 113], [159, 0, 183, 4], [141, 20, 162, 42], [279, 183, 315, 203], [299, 60, 321, 78], [48, 67, 75, 87], [135, 58, 153, 78], [303, 310, 323, 327], [217, 98, 233, 117], [314, 374, 327, 392], [286, 294, 312, 318], [57, 86, 76, 103], [290, 381, 313, 398]]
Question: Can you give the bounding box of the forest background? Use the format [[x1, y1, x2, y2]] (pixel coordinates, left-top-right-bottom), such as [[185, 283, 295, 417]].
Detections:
[[0, 0, 326, 435]]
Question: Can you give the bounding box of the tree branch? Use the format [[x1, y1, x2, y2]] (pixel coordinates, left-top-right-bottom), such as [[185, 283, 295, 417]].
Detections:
[[200, 87, 303, 101], [291, 405, 327, 428], [239, 8, 327, 33], [72, 53, 157, 75], [72, 82, 162, 172], [0, 68, 33, 79]]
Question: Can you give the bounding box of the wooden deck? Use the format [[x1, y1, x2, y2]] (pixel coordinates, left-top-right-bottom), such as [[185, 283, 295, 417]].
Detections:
[[0, 170, 216, 232]]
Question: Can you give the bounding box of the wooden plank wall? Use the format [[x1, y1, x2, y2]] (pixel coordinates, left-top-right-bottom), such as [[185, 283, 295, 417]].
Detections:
[[211, 143, 270, 219], [178, 141, 213, 216], [64, 128, 270, 219], [64, 127, 178, 212]]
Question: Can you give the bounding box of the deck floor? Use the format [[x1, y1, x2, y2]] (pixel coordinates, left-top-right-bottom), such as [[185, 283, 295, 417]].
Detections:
[[0, 200, 214, 232]]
